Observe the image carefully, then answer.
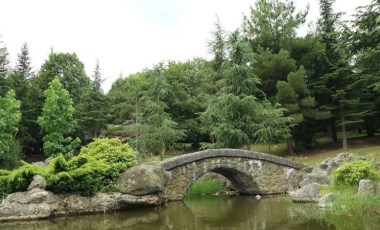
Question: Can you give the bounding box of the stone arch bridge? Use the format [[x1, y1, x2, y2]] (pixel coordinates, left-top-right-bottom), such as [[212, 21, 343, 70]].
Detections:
[[157, 149, 305, 201]]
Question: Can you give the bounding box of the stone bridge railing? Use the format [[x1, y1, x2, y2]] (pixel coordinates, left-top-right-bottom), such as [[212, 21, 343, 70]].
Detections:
[[160, 149, 305, 170]]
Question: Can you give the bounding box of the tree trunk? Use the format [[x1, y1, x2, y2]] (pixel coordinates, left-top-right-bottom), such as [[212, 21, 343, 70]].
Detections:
[[340, 106, 347, 150], [330, 121, 338, 143], [286, 136, 294, 155], [160, 141, 165, 161]]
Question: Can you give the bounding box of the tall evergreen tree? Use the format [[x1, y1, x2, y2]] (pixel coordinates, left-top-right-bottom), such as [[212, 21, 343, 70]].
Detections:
[[207, 16, 227, 94], [129, 64, 186, 159], [8, 43, 34, 154], [202, 30, 290, 149], [76, 60, 108, 141], [316, 0, 366, 149], [0, 37, 10, 96], [351, 0, 380, 136]]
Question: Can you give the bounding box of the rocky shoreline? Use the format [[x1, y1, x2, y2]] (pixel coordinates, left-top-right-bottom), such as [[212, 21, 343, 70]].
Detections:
[[1, 153, 379, 222]]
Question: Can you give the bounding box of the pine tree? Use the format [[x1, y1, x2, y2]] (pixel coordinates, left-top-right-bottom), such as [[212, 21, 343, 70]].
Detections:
[[8, 43, 34, 153], [129, 64, 186, 160], [0, 37, 10, 96], [76, 60, 107, 140], [202, 30, 290, 149]]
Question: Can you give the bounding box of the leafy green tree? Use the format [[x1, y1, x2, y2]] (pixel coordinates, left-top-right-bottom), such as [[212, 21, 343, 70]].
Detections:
[[38, 78, 80, 158], [25, 52, 90, 154], [38, 52, 90, 104], [0, 90, 22, 169], [202, 31, 290, 149], [107, 73, 146, 124], [0, 39, 10, 96], [242, 0, 308, 53], [129, 64, 186, 159]]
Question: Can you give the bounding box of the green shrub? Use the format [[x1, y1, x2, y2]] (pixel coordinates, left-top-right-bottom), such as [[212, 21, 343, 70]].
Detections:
[[46, 155, 111, 196], [80, 138, 137, 173], [333, 160, 378, 187], [0, 162, 46, 195]]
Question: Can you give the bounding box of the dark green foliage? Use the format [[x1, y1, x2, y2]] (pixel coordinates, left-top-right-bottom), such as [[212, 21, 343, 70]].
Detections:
[[242, 0, 308, 53], [333, 160, 378, 187], [0, 39, 10, 96]]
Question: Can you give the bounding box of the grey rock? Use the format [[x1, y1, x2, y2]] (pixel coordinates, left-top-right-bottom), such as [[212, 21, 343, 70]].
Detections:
[[358, 179, 376, 196], [117, 164, 168, 195], [318, 193, 336, 208], [27, 175, 46, 191], [287, 170, 305, 191], [291, 183, 321, 202], [0, 190, 158, 222]]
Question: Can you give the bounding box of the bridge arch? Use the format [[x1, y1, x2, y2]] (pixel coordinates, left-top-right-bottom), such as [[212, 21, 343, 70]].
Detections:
[[159, 149, 304, 201]]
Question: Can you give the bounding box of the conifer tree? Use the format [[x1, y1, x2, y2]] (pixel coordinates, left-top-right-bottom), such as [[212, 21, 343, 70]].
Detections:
[[38, 78, 80, 157]]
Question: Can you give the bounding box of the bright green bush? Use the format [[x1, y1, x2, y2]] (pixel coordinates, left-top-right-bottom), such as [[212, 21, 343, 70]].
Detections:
[[46, 155, 111, 196], [0, 138, 138, 196], [80, 138, 137, 173], [0, 162, 46, 195], [333, 160, 378, 187]]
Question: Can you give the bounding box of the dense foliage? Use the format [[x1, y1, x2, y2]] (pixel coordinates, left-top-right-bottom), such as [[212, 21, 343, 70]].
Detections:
[[0, 90, 22, 168], [0, 138, 137, 196], [0, 0, 378, 159], [80, 138, 137, 173], [333, 160, 378, 187]]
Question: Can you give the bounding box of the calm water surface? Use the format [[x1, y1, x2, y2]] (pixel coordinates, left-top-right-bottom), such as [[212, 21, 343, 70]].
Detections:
[[1, 196, 379, 230]]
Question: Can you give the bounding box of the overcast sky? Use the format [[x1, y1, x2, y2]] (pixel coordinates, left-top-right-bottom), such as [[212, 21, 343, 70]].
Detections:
[[0, 0, 371, 92]]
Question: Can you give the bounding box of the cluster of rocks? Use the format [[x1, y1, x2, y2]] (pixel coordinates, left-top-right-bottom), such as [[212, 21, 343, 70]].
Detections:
[[288, 153, 380, 207], [0, 174, 159, 222]]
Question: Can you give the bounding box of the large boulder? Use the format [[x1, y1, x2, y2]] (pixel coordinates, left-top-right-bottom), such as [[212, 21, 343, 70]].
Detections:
[[27, 175, 47, 191], [318, 193, 336, 208], [299, 153, 353, 187], [291, 183, 321, 202], [117, 163, 169, 195], [358, 179, 376, 196]]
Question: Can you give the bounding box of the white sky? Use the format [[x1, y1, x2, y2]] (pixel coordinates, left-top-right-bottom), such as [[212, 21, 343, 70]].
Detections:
[[0, 0, 371, 92]]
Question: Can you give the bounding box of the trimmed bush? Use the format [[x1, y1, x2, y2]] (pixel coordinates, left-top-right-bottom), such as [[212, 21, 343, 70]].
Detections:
[[80, 138, 137, 173], [333, 160, 378, 187], [0, 162, 46, 195], [0, 138, 138, 196], [46, 155, 111, 195]]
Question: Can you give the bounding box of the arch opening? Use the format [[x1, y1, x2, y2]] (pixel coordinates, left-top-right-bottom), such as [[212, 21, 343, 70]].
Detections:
[[183, 165, 261, 197]]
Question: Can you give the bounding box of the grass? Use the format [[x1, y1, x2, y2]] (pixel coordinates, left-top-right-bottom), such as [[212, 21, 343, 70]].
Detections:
[[185, 179, 225, 199]]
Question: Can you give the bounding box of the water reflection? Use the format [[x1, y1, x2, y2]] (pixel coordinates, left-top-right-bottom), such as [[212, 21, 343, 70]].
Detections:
[[1, 196, 379, 230]]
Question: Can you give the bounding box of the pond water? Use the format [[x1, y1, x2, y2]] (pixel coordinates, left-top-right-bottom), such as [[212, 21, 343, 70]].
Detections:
[[1, 196, 379, 230]]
